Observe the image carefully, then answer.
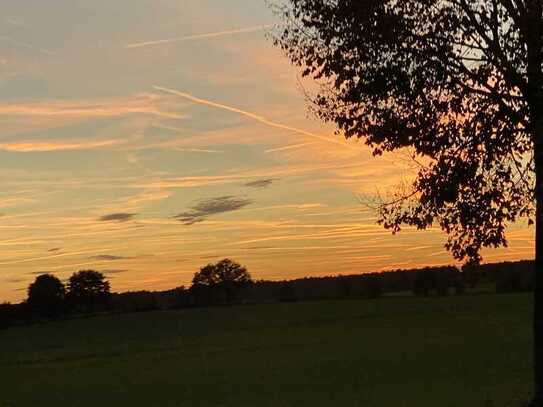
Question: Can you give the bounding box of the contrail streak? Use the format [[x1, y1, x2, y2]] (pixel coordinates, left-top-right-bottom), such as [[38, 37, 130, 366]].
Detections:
[[126, 24, 273, 49], [0, 35, 55, 55], [265, 142, 318, 153], [153, 86, 351, 149]]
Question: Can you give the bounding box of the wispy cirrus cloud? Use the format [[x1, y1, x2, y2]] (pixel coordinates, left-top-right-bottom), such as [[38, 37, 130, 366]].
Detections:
[[131, 162, 364, 190], [174, 148, 221, 153], [241, 203, 325, 213], [109, 190, 172, 213], [4, 277, 26, 283], [100, 269, 128, 275], [0, 248, 119, 266], [0, 196, 35, 208], [0, 138, 124, 152], [126, 24, 274, 49], [0, 94, 184, 119], [99, 213, 137, 222], [89, 255, 129, 261], [0, 35, 55, 55], [27, 271, 54, 276], [174, 196, 253, 225]]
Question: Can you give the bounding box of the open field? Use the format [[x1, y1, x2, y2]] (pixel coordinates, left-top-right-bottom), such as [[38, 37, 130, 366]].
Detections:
[[0, 294, 533, 407]]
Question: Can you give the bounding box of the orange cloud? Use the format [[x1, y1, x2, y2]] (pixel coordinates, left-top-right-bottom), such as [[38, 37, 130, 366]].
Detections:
[[0, 138, 124, 152], [0, 197, 35, 208], [0, 94, 183, 120]]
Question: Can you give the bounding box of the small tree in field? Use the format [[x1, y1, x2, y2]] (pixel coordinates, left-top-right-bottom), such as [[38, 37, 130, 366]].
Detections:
[[272, 0, 543, 403], [67, 270, 110, 312], [27, 274, 65, 317], [191, 259, 252, 304]]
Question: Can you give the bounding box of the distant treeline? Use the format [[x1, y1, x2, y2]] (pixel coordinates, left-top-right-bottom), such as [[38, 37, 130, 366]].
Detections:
[[0, 259, 535, 329]]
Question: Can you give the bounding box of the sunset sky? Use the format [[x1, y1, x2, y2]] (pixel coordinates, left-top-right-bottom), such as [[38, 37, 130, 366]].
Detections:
[[0, 0, 534, 302]]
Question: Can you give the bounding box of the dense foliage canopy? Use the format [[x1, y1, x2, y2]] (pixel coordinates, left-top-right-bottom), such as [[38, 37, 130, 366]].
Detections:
[[273, 0, 540, 263], [27, 274, 65, 313], [67, 270, 110, 303], [192, 259, 252, 287]]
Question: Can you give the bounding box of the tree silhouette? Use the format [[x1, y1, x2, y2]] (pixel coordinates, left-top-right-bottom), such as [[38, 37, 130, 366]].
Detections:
[[191, 259, 252, 304], [67, 270, 110, 312], [27, 274, 65, 317], [279, 283, 299, 302], [272, 0, 543, 402]]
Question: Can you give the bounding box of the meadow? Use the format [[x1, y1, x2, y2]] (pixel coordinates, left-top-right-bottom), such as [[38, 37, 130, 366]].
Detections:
[[0, 293, 533, 407]]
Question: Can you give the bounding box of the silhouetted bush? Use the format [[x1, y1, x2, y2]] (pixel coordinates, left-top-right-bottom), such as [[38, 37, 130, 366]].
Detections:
[[278, 283, 298, 302], [462, 263, 481, 289], [496, 267, 534, 293], [454, 278, 466, 296], [462, 260, 534, 293], [174, 287, 192, 309], [363, 275, 383, 299], [0, 303, 17, 328], [414, 268, 435, 296], [412, 266, 458, 297], [111, 291, 158, 313], [339, 277, 353, 298]]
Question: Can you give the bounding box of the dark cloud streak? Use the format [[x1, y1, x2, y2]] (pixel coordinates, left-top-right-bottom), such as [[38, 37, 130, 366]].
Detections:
[[99, 213, 137, 222], [175, 195, 253, 225], [244, 178, 277, 188]]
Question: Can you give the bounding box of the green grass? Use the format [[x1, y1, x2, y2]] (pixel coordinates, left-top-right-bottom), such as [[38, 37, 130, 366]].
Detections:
[[0, 294, 533, 407]]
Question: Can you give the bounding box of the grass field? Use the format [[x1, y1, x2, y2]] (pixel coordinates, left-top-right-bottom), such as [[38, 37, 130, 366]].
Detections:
[[0, 294, 533, 407]]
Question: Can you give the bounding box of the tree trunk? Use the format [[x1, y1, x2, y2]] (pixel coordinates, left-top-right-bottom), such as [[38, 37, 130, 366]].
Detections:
[[533, 77, 543, 406], [527, 3, 543, 403], [535, 141, 543, 405]]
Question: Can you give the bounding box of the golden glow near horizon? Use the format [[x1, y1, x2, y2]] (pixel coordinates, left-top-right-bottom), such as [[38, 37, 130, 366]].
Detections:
[[0, 1, 534, 302]]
